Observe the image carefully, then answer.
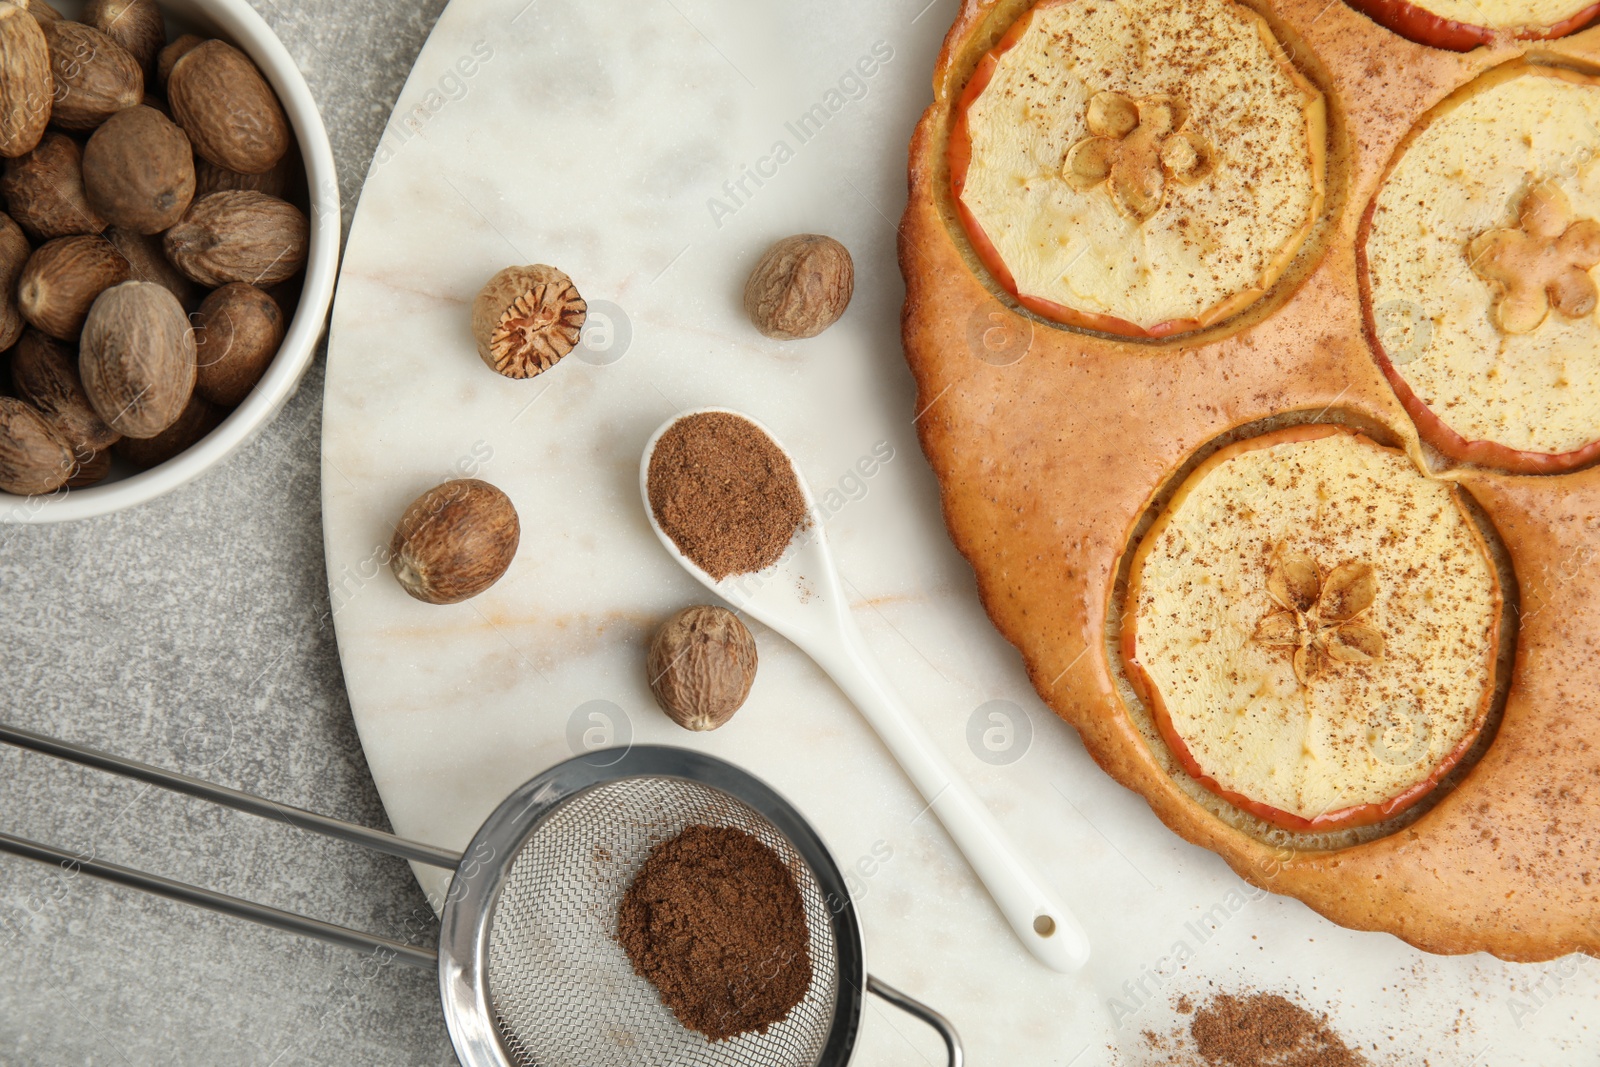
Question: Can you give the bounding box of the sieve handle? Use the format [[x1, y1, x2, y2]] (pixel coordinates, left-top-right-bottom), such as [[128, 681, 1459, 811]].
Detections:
[[806, 621, 1092, 974], [0, 722, 458, 971], [868, 976, 964, 1067], [0, 830, 439, 970], [0, 721, 461, 867]]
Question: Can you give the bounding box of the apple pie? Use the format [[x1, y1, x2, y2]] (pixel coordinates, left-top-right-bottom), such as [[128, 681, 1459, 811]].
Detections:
[[901, 0, 1600, 960]]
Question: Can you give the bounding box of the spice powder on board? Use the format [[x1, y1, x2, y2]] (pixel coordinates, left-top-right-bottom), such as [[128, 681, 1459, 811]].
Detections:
[[647, 412, 810, 581], [1189, 992, 1368, 1067], [1143, 990, 1370, 1066]]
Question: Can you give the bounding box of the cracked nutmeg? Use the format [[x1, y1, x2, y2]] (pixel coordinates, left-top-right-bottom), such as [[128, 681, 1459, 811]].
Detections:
[[471, 264, 587, 379], [1253, 544, 1385, 687], [1467, 181, 1600, 335]]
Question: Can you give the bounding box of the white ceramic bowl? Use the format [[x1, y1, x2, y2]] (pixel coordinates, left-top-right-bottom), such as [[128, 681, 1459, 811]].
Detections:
[[0, 0, 340, 524]]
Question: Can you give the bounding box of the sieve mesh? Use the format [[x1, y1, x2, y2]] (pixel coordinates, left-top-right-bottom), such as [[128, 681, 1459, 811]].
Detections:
[[486, 775, 841, 1067]]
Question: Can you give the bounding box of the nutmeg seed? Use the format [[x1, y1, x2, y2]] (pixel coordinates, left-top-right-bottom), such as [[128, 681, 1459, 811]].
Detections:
[[66, 446, 110, 487], [10, 328, 119, 456], [1, 132, 107, 240], [83, 104, 195, 234], [743, 234, 854, 340], [18, 233, 131, 340], [111, 390, 218, 469], [389, 479, 520, 605], [0, 394, 74, 495], [103, 226, 201, 310], [646, 605, 758, 731], [163, 190, 308, 287], [168, 39, 289, 175], [195, 152, 293, 199], [41, 19, 142, 132], [194, 282, 283, 407], [83, 0, 165, 79], [155, 33, 201, 91], [79, 280, 196, 439], [0, 211, 31, 350], [470, 264, 586, 379], [13, 1, 61, 25], [0, 3, 52, 158]]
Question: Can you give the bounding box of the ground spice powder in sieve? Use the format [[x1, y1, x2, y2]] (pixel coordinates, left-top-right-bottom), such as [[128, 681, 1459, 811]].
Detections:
[[617, 824, 814, 1041], [647, 412, 809, 581]]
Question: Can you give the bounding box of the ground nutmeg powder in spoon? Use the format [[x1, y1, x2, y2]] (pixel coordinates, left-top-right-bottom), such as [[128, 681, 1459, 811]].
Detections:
[[647, 411, 810, 580], [617, 824, 814, 1041]]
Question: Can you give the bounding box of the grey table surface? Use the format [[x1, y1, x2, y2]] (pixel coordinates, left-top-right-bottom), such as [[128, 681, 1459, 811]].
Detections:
[[0, 2, 462, 1063]]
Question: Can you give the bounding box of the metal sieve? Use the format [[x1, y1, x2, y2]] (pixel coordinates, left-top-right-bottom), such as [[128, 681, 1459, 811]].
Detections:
[[0, 725, 960, 1067]]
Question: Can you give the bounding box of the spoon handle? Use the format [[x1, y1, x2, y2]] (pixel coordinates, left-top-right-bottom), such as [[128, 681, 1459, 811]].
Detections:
[[808, 620, 1091, 973]]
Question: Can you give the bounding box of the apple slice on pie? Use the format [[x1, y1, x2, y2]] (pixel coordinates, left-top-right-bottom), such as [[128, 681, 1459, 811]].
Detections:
[[1342, 0, 1600, 51], [1122, 425, 1502, 832], [1360, 63, 1600, 473], [949, 0, 1326, 338]]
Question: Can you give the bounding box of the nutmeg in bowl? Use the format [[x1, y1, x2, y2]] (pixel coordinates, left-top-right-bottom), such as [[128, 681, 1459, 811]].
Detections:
[[0, 0, 338, 523]]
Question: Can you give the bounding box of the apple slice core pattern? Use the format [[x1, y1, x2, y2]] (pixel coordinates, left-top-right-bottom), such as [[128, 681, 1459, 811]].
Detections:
[[1360, 63, 1600, 473], [1123, 426, 1502, 832], [949, 0, 1327, 338]]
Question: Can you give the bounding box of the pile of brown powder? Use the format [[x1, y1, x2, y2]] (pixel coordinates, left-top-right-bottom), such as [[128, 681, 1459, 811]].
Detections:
[[647, 411, 809, 580], [617, 824, 813, 1041], [1187, 992, 1367, 1067]]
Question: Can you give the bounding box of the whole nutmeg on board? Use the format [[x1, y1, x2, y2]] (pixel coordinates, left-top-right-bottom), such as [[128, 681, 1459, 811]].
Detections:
[[646, 605, 758, 731], [17, 233, 131, 340], [0, 4, 52, 159], [194, 282, 283, 407], [390, 479, 520, 605], [40, 19, 143, 132], [471, 264, 587, 379], [744, 234, 854, 340], [79, 280, 197, 439], [163, 190, 308, 287], [83, 104, 195, 234], [1, 133, 107, 240], [167, 39, 289, 175]]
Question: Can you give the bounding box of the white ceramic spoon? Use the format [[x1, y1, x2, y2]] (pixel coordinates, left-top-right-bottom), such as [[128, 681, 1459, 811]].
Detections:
[[641, 407, 1091, 974]]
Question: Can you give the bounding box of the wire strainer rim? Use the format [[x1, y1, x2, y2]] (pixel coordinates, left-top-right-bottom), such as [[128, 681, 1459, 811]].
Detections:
[[436, 745, 867, 1067]]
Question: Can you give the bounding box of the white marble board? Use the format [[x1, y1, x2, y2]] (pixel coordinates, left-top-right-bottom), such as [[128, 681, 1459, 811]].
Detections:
[[321, 0, 1600, 1062]]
